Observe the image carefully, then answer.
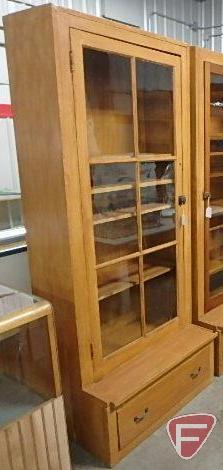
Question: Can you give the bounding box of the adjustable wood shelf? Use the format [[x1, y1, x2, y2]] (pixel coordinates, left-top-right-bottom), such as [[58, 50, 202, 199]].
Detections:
[[5, 7, 215, 465]]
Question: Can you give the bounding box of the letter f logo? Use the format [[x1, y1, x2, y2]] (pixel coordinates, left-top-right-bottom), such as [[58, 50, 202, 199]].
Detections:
[[167, 414, 216, 459]]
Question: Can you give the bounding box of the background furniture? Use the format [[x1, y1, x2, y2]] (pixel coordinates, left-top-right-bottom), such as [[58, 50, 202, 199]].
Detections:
[[0, 285, 71, 470], [191, 46, 223, 375], [4, 5, 216, 465]]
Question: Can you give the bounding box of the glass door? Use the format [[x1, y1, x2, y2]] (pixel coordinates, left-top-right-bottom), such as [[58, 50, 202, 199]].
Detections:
[[205, 63, 223, 311], [71, 31, 184, 364]]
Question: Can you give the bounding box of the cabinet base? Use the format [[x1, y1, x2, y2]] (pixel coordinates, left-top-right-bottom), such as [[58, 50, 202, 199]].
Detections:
[[77, 326, 215, 466]]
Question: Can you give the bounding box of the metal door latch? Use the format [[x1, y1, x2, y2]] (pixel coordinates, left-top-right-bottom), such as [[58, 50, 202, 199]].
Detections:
[[178, 195, 187, 206]]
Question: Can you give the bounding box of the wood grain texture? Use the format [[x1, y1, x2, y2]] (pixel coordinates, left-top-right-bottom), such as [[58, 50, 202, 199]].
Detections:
[[3, 5, 215, 465], [0, 398, 71, 470]]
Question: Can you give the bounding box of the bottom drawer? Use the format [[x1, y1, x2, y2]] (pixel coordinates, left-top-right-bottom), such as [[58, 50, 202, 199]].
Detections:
[[117, 344, 213, 449]]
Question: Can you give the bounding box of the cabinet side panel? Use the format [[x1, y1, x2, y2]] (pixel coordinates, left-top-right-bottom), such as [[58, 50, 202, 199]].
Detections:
[[4, 6, 86, 435]]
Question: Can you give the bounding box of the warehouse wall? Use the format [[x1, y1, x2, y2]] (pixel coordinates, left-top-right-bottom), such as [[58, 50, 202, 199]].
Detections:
[[1, 0, 223, 291]]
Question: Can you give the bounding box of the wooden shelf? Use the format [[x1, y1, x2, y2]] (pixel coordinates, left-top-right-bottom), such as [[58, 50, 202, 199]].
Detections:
[[92, 183, 134, 194], [210, 172, 223, 178], [143, 265, 171, 281], [141, 202, 172, 215], [98, 264, 173, 300], [210, 134, 223, 140], [209, 259, 223, 276], [210, 152, 223, 156], [212, 201, 223, 215], [90, 155, 136, 164], [140, 179, 173, 188], [210, 223, 223, 232], [93, 208, 136, 225], [98, 280, 135, 301], [138, 154, 176, 162]]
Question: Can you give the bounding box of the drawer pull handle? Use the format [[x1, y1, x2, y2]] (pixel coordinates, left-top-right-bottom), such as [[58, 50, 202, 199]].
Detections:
[[190, 366, 202, 379], [134, 408, 149, 424]]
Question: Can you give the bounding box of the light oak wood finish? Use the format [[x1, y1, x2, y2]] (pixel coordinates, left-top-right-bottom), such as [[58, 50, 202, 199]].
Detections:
[[4, 6, 215, 464], [191, 46, 223, 376]]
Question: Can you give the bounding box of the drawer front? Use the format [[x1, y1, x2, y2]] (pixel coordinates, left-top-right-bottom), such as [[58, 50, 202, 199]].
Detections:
[[117, 344, 212, 449]]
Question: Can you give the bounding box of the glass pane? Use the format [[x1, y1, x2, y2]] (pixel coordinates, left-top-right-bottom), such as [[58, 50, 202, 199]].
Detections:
[[210, 73, 223, 139], [209, 227, 223, 296], [208, 73, 223, 302], [136, 60, 174, 154], [92, 189, 136, 223], [90, 163, 135, 188], [84, 49, 134, 158], [144, 246, 177, 331], [140, 161, 174, 183], [0, 198, 23, 230], [142, 209, 176, 250], [0, 317, 55, 427], [99, 285, 141, 356], [94, 217, 138, 264], [97, 258, 140, 300]]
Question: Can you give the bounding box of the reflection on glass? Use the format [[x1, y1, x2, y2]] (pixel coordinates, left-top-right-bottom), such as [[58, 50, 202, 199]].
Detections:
[[94, 217, 138, 264], [99, 285, 142, 356], [92, 189, 136, 224], [140, 161, 174, 183], [143, 246, 176, 331], [142, 209, 175, 250], [144, 270, 177, 331], [90, 163, 135, 188], [0, 317, 55, 427], [141, 183, 175, 213], [136, 60, 174, 154], [97, 258, 139, 300], [84, 48, 134, 158], [210, 73, 223, 139], [0, 198, 23, 231]]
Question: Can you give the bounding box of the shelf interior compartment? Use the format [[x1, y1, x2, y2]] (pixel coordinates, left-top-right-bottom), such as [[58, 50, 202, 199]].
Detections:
[[99, 285, 142, 357], [94, 216, 139, 264], [144, 245, 177, 332], [136, 60, 174, 155], [97, 257, 139, 301], [83, 48, 134, 159]]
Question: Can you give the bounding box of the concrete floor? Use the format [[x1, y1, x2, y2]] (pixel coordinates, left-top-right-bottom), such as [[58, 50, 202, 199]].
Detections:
[[71, 375, 223, 470]]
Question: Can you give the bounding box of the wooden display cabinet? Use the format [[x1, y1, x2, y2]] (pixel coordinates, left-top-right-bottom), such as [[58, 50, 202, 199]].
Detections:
[[0, 285, 71, 470], [191, 46, 223, 375], [4, 6, 216, 465]]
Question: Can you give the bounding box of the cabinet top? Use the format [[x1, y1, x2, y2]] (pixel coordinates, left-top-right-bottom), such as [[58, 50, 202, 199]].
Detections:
[[3, 3, 189, 54]]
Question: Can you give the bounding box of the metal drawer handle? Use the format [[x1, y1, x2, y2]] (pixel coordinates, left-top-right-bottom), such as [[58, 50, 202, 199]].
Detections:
[[134, 408, 149, 424], [190, 366, 202, 380]]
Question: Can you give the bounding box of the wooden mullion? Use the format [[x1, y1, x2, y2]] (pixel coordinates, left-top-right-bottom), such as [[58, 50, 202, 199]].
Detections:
[[131, 57, 146, 335]]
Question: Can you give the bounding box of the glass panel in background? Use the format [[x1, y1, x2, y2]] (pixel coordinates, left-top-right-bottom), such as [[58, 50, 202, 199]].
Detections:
[[92, 188, 136, 224], [140, 161, 174, 184], [210, 73, 223, 140], [90, 163, 135, 189], [142, 209, 175, 250], [0, 317, 55, 427], [144, 246, 177, 331], [210, 156, 223, 215], [136, 60, 174, 155], [209, 226, 223, 297], [94, 217, 138, 264], [97, 257, 140, 300], [99, 285, 142, 356], [84, 49, 134, 158]]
